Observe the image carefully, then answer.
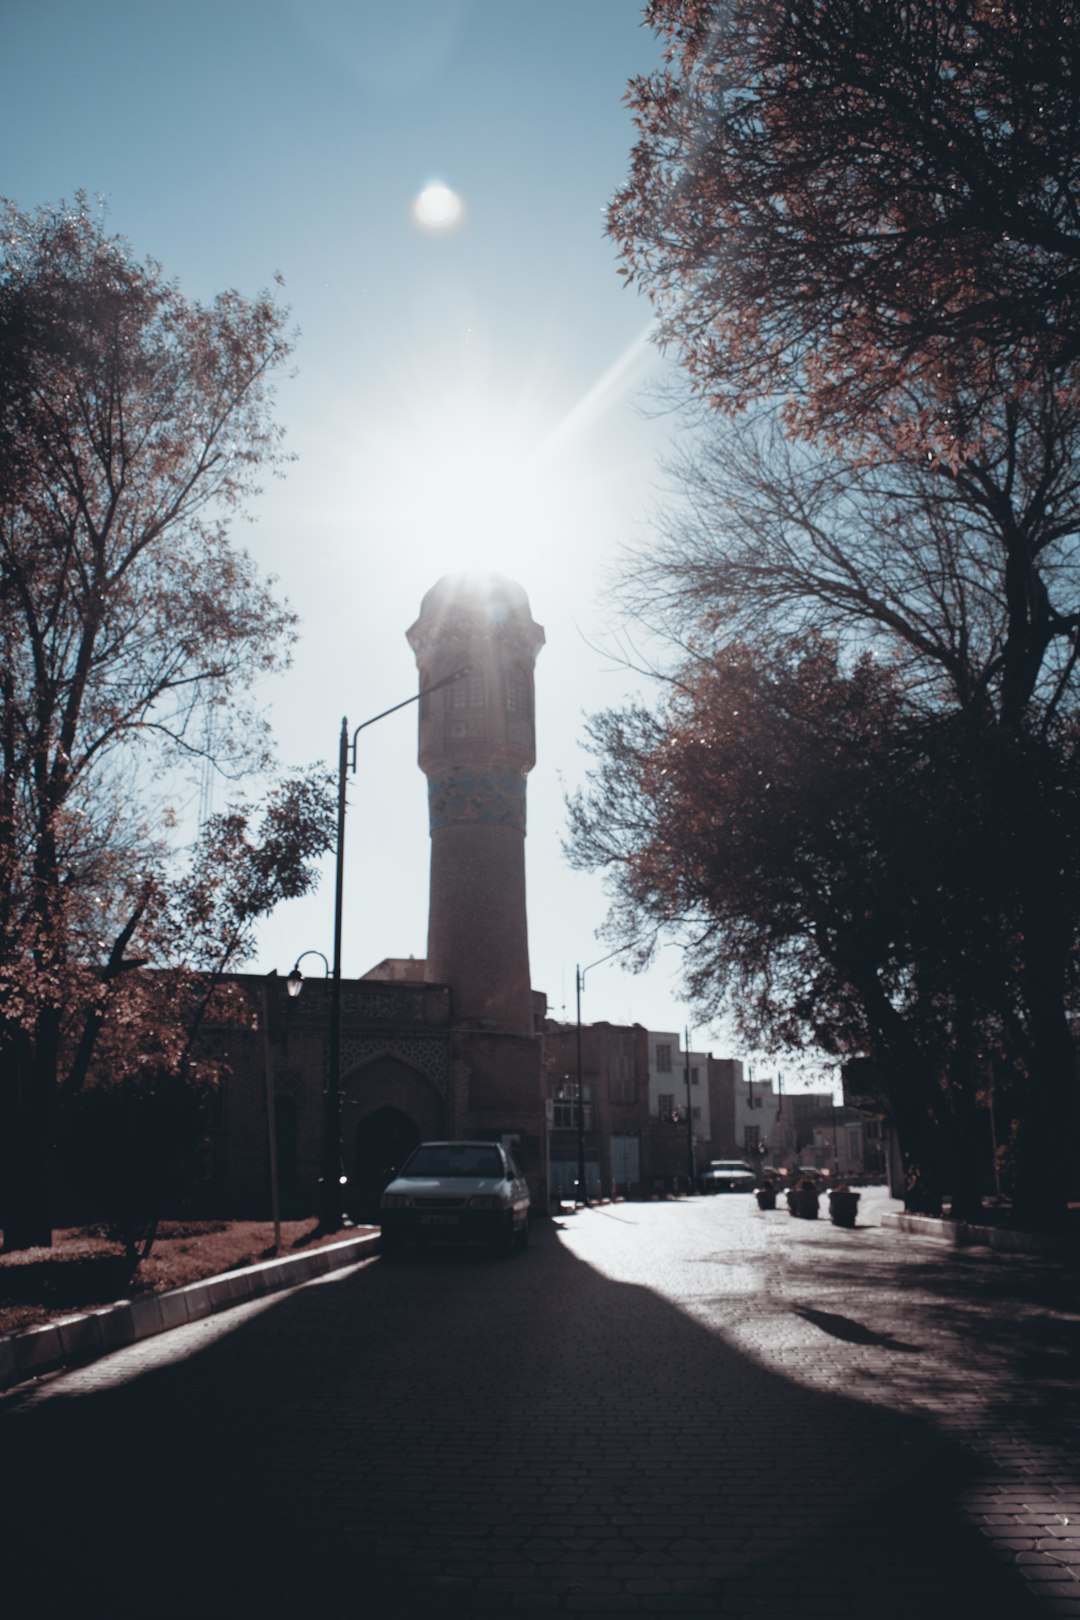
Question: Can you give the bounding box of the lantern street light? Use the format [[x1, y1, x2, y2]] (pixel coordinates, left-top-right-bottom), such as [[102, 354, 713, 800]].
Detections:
[[319, 666, 468, 1233], [287, 950, 330, 999]]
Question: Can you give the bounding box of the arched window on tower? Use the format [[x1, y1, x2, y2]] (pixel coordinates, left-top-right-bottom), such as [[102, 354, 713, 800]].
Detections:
[[505, 665, 531, 717], [451, 670, 487, 710]]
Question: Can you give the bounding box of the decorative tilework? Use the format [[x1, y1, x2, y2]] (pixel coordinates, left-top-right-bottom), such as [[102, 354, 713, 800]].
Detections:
[[339, 1034, 450, 1091], [427, 765, 527, 831]]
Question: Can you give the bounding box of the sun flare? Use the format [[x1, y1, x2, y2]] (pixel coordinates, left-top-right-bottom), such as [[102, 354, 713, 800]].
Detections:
[[369, 411, 587, 595], [412, 183, 464, 231]]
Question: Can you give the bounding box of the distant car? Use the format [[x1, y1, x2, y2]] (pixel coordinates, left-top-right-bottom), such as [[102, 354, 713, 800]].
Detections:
[[794, 1165, 829, 1190], [699, 1159, 757, 1195], [379, 1140, 531, 1256]]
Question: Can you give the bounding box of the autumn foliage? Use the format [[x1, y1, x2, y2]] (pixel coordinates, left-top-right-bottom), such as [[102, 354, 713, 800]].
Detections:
[[610, 0, 1080, 453], [0, 199, 334, 1250], [568, 639, 1080, 1218], [573, 1, 1080, 1225]]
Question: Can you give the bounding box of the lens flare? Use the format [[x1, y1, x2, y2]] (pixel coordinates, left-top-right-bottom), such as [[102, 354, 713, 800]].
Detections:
[[412, 183, 464, 231]]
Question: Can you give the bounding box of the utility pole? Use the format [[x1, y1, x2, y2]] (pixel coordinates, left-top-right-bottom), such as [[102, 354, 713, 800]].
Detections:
[[683, 1027, 695, 1193]]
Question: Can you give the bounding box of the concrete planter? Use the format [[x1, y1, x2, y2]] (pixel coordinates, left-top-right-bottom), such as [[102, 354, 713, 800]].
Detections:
[[829, 1188, 860, 1228], [788, 1184, 820, 1219]]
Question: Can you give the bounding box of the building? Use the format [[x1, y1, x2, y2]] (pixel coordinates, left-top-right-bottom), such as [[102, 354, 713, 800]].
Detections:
[[703, 1058, 744, 1159], [761, 1085, 867, 1179], [200, 572, 550, 1219], [541, 1021, 747, 1201], [733, 1069, 774, 1163], [192, 570, 770, 1220], [543, 1020, 650, 1201]]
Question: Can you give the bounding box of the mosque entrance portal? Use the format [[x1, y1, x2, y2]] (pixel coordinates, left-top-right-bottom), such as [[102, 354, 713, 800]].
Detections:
[[350, 1107, 422, 1220]]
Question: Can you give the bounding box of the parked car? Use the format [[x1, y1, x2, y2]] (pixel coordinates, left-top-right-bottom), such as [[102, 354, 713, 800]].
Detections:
[[793, 1165, 829, 1191], [379, 1140, 531, 1256], [699, 1159, 757, 1195]]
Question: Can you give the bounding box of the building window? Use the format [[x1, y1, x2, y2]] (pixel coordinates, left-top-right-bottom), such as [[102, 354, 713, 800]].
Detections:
[[553, 1081, 591, 1130], [505, 666, 530, 716], [611, 1135, 640, 1186], [744, 1125, 761, 1153], [610, 1045, 636, 1103], [691, 1067, 699, 1086], [692, 1106, 701, 1121], [612, 1043, 637, 1108], [451, 670, 487, 709], [656, 1043, 673, 1073], [657, 1092, 675, 1119]]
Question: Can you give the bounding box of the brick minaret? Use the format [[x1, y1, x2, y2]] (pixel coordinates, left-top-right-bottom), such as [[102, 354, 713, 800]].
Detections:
[[407, 572, 544, 1035]]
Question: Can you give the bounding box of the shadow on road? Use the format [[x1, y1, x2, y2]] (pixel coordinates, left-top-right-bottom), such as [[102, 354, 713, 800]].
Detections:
[[0, 1219, 1056, 1619], [790, 1302, 923, 1352], [780, 1228, 1080, 1446]]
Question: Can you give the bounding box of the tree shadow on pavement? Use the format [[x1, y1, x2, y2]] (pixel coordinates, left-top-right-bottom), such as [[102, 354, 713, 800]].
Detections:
[[0, 1220, 1057, 1620], [780, 1229, 1080, 1442], [791, 1303, 923, 1351]]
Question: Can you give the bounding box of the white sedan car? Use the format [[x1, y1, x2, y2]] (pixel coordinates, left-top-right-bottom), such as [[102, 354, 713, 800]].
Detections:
[[379, 1140, 531, 1256], [699, 1159, 757, 1195]]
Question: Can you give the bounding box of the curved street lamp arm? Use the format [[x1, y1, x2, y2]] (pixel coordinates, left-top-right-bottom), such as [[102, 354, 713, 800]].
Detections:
[[291, 949, 330, 977], [577, 939, 641, 992], [345, 665, 470, 773]]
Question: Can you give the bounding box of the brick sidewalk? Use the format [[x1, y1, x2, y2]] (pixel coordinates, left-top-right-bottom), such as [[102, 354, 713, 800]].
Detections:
[[2, 1195, 1076, 1618]]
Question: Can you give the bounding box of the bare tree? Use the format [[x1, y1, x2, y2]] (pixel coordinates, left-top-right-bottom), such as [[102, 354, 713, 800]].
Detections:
[[0, 198, 318, 1248]]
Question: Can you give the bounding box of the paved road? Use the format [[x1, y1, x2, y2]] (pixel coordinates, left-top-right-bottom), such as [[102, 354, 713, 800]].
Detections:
[[3, 1191, 1078, 1618]]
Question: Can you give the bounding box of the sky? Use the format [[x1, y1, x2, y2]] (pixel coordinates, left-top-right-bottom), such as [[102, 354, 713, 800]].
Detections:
[[1, 0, 827, 1087]]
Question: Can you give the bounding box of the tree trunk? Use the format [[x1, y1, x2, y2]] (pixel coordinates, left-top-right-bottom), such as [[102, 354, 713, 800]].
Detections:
[[1012, 987, 1075, 1231], [1006, 753, 1075, 1232], [939, 1072, 989, 1223], [0, 1021, 56, 1250], [886, 1078, 946, 1215], [853, 979, 947, 1215]]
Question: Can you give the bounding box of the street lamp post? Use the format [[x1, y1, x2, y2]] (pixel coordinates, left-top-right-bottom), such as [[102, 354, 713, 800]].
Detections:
[[574, 946, 634, 1208], [259, 972, 283, 1256], [319, 668, 467, 1233], [574, 965, 588, 1207], [683, 1026, 696, 1194]]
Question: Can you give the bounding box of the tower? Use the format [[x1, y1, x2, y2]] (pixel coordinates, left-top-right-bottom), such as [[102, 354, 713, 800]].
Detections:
[[407, 572, 545, 1035]]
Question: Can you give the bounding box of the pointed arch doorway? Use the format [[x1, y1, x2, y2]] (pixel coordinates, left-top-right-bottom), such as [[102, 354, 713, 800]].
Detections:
[[344, 1051, 447, 1220], [348, 1108, 420, 1218], [349, 1107, 421, 1221]]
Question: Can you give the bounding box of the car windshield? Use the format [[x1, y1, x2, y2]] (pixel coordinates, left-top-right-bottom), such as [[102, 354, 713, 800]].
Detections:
[[401, 1145, 505, 1179], [712, 1162, 750, 1172]]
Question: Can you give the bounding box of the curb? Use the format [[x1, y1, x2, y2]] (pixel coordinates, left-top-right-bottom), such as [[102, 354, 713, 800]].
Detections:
[[0, 1230, 381, 1394], [881, 1211, 1077, 1258]]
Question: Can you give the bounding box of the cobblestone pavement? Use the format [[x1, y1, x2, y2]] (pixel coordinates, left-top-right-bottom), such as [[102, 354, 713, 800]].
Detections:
[[2, 1191, 1077, 1619]]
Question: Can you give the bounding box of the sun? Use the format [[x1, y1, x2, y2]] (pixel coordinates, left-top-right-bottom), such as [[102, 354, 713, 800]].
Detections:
[[412, 183, 464, 232]]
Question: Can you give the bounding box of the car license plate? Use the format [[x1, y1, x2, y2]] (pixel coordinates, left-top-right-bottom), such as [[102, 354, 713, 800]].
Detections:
[[420, 1213, 457, 1226]]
